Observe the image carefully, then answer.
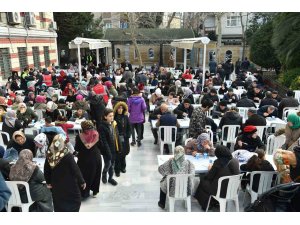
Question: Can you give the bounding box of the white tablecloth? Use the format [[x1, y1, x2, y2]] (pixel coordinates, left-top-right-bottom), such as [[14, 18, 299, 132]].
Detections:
[[151, 118, 190, 129]]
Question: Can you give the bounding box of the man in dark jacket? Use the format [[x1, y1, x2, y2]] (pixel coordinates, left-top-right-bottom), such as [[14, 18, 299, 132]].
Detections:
[[247, 86, 264, 103], [223, 88, 238, 104], [271, 90, 282, 103], [150, 103, 167, 144], [212, 101, 228, 118], [257, 105, 278, 118], [201, 88, 219, 104], [244, 108, 267, 128], [278, 90, 300, 119], [236, 93, 257, 108], [259, 91, 278, 108], [173, 99, 194, 119]]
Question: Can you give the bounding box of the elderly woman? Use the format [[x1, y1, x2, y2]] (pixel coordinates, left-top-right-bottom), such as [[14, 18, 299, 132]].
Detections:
[[23, 91, 35, 107], [75, 120, 102, 198], [9, 149, 53, 211], [70, 108, 89, 122], [158, 145, 195, 209], [149, 88, 164, 106], [194, 145, 240, 210], [6, 131, 36, 156], [182, 88, 195, 104], [2, 110, 23, 141], [45, 101, 60, 122], [34, 95, 47, 110], [16, 103, 38, 128], [34, 133, 49, 158], [284, 113, 300, 149], [0, 96, 7, 122], [72, 94, 89, 111], [11, 95, 24, 111], [44, 134, 86, 212], [185, 133, 215, 156]]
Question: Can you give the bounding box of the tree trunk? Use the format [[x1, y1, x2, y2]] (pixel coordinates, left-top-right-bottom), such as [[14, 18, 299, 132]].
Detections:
[[240, 12, 247, 61], [166, 12, 176, 28], [216, 14, 223, 63]]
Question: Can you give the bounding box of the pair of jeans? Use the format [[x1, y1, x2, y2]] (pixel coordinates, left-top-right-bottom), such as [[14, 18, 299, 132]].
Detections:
[[130, 123, 143, 142], [102, 155, 115, 180]]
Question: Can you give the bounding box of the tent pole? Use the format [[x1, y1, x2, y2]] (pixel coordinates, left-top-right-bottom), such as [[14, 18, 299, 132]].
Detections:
[[77, 44, 82, 82], [184, 48, 187, 72], [202, 44, 207, 88], [96, 48, 100, 67]]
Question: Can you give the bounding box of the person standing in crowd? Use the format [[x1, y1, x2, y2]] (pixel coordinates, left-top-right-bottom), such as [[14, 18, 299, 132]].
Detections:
[[75, 121, 102, 198], [44, 134, 86, 212], [98, 108, 119, 186], [113, 101, 131, 177], [9, 149, 53, 212], [284, 113, 300, 149], [127, 87, 147, 147], [158, 146, 195, 209]]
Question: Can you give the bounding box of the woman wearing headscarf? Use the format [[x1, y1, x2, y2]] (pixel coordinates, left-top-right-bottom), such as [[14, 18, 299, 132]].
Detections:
[[7, 131, 36, 156], [284, 113, 300, 149], [16, 103, 38, 128], [45, 101, 60, 122], [194, 145, 240, 210], [34, 133, 49, 158], [33, 95, 47, 110], [9, 149, 53, 212], [23, 91, 35, 107], [11, 95, 24, 111], [76, 81, 89, 98], [0, 96, 7, 122], [44, 134, 86, 212], [158, 145, 195, 209], [75, 120, 102, 198], [72, 94, 89, 111], [2, 110, 23, 140], [185, 133, 215, 156], [182, 88, 195, 104]]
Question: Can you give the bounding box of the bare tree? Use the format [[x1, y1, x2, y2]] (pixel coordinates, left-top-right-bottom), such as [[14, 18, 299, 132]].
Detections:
[[239, 12, 249, 60], [213, 12, 226, 63], [166, 12, 176, 28]]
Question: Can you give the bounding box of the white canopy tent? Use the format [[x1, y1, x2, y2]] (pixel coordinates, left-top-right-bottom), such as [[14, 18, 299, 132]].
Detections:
[[170, 37, 210, 88], [68, 37, 111, 81]]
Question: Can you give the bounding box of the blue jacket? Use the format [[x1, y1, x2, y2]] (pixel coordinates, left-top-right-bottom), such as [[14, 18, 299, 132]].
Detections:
[[0, 173, 11, 211]]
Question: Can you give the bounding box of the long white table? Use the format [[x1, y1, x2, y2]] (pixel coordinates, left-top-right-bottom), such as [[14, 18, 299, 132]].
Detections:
[[213, 117, 286, 128], [151, 118, 190, 129]]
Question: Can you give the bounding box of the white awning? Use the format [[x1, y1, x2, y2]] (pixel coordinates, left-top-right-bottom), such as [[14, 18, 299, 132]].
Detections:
[[68, 37, 111, 50], [170, 37, 210, 49]]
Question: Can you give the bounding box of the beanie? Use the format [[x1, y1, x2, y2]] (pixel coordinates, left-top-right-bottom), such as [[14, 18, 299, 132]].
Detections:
[[243, 125, 257, 134]]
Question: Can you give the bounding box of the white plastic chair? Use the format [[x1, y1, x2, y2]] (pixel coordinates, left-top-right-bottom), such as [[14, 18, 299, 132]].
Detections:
[[167, 174, 194, 212], [5, 181, 34, 212], [244, 171, 279, 203], [282, 107, 299, 121], [255, 126, 266, 141], [206, 128, 214, 143], [237, 86, 244, 90], [266, 134, 286, 155], [294, 90, 300, 103], [34, 109, 45, 121], [0, 131, 10, 147], [221, 125, 240, 146], [58, 109, 66, 117], [158, 126, 177, 155], [206, 174, 243, 212], [237, 107, 248, 120]]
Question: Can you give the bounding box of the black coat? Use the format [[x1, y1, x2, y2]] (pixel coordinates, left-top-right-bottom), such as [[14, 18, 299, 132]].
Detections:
[[236, 97, 257, 108], [75, 136, 102, 198], [44, 153, 85, 212], [0, 159, 11, 180], [259, 98, 278, 108], [1, 119, 23, 142], [257, 105, 278, 118], [149, 107, 163, 120], [45, 109, 60, 122], [234, 134, 265, 152], [114, 113, 131, 155], [219, 111, 243, 129], [278, 97, 300, 119], [7, 136, 36, 157], [244, 114, 267, 127], [89, 95, 106, 128], [173, 104, 194, 119]]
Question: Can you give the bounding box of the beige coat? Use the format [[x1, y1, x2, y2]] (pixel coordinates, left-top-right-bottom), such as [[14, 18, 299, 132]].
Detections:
[[285, 124, 300, 148]]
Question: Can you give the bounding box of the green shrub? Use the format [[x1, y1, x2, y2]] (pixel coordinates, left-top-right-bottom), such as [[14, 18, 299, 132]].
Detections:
[[290, 76, 300, 90], [279, 67, 300, 89]]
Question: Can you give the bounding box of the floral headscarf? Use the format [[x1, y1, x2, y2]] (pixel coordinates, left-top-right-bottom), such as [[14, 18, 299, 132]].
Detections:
[[46, 101, 58, 111], [9, 149, 36, 182], [171, 146, 186, 173], [79, 120, 99, 149], [34, 133, 48, 158], [46, 134, 68, 168], [4, 109, 17, 127]]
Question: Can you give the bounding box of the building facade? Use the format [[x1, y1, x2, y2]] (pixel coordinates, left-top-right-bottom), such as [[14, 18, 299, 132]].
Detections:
[[0, 12, 58, 78]]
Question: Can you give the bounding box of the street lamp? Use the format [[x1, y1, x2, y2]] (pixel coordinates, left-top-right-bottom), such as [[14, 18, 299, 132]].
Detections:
[[200, 37, 210, 89]]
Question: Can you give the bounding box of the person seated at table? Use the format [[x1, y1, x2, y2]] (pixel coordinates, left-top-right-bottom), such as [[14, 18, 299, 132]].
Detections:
[[201, 88, 219, 105], [218, 83, 228, 95], [231, 75, 245, 89], [182, 88, 195, 104], [259, 91, 278, 108], [55, 115, 74, 144], [165, 92, 179, 106], [236, 93, 257, 108], [212, 73, 223, 86], [72, 94, 89, 111], [168, 80, 184, 97], [283, 113, 300, 149], [23, 91, 35, 107], [16, 103, 38, 128], [9, 149, 53, 211], [11, 95, 24, 111], [0, 97, 7, 122], [234, 125, 265, 152], [45, 101, 60, 122], [2, 109, 23, 143], [65, 89, 77, 103], [185, 132, 215, 156], [70, 108, 89, 122], [34, 95, 47, 110], [149, 73, 159, 87], [219, 106, 243, 140], [7, 131, 36, 156], [243, 107, 266, 128], [240, 149, 275, 190], [194, 145, 240, 210], [173, 98, 194, 119], [149, 88, 164, 106], [247, 86, 264, 103], [271, 90, 282, 103], [257, 105, 278, 118], [41, 117, 66, 142], [182, 69, 192, 80], [6, 92, 16, 106], [149, 103, 167, 144], [62, 82, 76, 96], [212, 101, 228, 118], [223, 88, 238, 104], [278, 90, 300, 119], [157, 146, 195, 209], [0, 147, 12, 180], [34, 133, 49, 158], [190, 81, 201, 94]]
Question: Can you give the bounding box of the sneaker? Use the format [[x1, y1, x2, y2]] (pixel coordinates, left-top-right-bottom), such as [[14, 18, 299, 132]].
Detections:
[[121, 169, 126, 173], [102, 175, 107, 184], [108, 179, 118, 186], [115, 172, 120, 177], [130, 141, 136, 146], [92, 191, 98, 198], [137, 141, 142, 147], [158, 201, 165, 209]]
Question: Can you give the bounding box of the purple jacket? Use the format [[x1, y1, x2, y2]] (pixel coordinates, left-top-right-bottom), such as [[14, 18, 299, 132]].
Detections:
[[127, 96, 146, 123]]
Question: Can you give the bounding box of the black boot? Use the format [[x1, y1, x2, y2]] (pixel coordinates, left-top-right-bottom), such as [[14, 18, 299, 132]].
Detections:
[[102, 173, 107, 184]]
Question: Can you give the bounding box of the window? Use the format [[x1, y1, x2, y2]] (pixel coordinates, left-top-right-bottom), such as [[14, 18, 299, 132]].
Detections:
[[0, 48, 12, 78], [116, 48, 121, 58], [43, 46, 50, 67], [226, 16, 241, 27], [120, 22, 128, 29], [104, 22, 112, 29], [18, 47, 28, 71], [39, 12, 45, 28], [148, 48, 154, 59], [32, 47, 40, 69]]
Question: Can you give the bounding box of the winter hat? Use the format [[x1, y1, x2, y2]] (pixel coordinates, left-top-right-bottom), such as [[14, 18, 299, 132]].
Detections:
[[81, 120, 94, 131], [196, 133, 210, 145], [104, 81, 113, 89], [76, 94, 84, 101], [155, 88, 162, 96], [35, 95, 46, 103], [125, 67, 129, 71], [138, 83, 144, 91], [175, 80, 181, 87], [243, 125, 257, 134]]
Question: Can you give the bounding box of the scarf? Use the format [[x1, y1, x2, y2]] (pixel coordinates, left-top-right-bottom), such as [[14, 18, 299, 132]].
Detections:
[[215, 145, 233, 167], [9, 149, 36, 182], [46, 101, 58, 112], [171, 146, 186, 173], [183, 88, 193, 99], [34, 133, 48, 158], [287, 114, 300, 129], [79, 129, 99, 149], [4, 109, 17, 127], [46, 134, 68, 168], [13, 130, 26, 143]]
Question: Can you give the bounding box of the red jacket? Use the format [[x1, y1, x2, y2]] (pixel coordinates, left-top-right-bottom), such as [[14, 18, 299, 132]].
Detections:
[[93, 83, 109, 104], [55, 122, 74, 142]]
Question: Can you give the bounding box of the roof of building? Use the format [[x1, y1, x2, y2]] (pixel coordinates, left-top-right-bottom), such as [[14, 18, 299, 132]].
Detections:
[[104, 28, 195, 42]]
